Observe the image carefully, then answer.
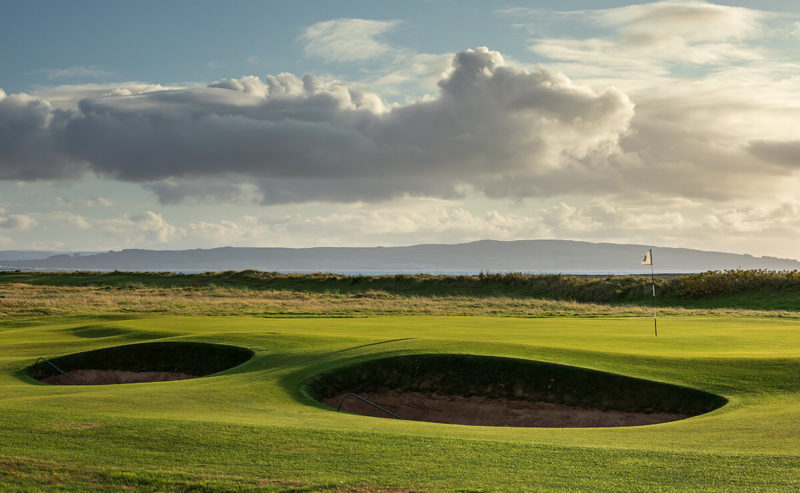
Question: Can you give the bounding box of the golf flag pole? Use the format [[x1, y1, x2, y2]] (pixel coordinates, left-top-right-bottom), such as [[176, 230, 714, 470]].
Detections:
[[641, 249, 657, 337]]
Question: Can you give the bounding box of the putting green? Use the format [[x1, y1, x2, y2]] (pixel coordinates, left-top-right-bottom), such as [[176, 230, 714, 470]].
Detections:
[[1, 315, 799, 491]]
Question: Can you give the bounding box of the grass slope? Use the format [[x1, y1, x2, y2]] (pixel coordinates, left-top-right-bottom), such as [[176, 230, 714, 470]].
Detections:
[[1, 314, 799, 491]]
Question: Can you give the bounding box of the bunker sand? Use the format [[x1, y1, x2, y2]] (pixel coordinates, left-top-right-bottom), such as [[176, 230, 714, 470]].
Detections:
[[41, 369, 196, 385], [325, 390, 692, 427]]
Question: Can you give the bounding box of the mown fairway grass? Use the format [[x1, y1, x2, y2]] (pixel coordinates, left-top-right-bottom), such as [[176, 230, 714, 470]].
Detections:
[[2, 310, 799, 492]]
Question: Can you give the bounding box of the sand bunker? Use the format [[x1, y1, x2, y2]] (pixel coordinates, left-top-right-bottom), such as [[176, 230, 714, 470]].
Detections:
[[31, 341, 253, 386], [323, 390, 691, 427], [309, 354, 726, 428], [41, 369, 197, 385]]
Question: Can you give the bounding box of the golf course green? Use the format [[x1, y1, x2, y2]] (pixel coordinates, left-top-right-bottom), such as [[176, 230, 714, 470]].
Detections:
[[2, 312, 799, 491]]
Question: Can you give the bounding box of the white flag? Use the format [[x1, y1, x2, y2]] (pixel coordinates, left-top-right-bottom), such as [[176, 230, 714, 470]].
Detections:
[[641, 250, 652, 265]]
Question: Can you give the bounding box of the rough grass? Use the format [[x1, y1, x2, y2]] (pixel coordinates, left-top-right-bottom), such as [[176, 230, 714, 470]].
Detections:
[[4, 269, 800, 311], [3, 283, 799, 321]]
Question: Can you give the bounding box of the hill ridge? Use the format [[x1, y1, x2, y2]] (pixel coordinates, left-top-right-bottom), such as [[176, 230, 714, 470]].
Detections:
[[1, 239, 798, 272]]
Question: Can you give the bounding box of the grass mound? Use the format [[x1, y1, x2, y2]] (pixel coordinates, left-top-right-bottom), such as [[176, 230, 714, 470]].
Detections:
[[28, 341, 254, 382], [308, 354, 727, 420]]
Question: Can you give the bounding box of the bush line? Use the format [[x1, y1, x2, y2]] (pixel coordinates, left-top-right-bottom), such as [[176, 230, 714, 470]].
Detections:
[[3, 269, 800, 304]]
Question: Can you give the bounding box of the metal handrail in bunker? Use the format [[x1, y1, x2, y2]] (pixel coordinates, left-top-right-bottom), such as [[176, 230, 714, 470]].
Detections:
[[35, 357, 81, 385], [336, 392, 402, 419]]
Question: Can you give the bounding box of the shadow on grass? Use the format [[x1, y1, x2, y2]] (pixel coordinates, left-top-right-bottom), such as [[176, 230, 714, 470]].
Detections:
[[324, 338, 415, 356]]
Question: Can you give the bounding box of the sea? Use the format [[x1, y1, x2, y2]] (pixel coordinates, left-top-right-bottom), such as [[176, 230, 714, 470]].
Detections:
[[0, 267, 686, 276]]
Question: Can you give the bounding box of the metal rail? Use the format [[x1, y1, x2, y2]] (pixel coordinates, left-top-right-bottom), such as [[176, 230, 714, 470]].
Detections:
[[336, 393, 402, 420], [35, 357, 80, 385]]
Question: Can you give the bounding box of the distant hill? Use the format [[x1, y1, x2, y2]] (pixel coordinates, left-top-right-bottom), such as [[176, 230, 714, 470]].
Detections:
[[1, 240, 798, 273], [0, 250, 63, 261], [0, 250, 98, 261]]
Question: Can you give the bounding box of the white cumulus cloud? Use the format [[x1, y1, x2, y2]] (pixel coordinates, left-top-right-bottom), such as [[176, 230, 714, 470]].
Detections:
[[0, 48, 635, 205], [96, 211, 186, 244], [0, 214, 37, 230]]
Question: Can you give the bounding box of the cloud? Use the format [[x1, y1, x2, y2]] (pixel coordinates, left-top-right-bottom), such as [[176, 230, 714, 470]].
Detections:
[[302, 18, 400, 62], [368, 52, 453, 100], [748, 140, 800, 167], [66, 213, 91, 229], [492, 2, 800, 203], [15, 195, 800, 258], [165, 199, 800, 252], [143, 179, 255, 205], [27, 210, 184, 248], [0, 214, 37, 230], [33, 210, 92, 230], [180, 199, 699, 249], [507, 1, 767, 73], [2, 42, 798, 209], [299, 17, 451, 100], [704, 202, 800, 235], [0, 48, 636, 205], [96, 211, 185, 244], [0, 89, 86, 180], [600, 1, 763, 42], [184, 201, 552, 247], [32, 82, 182, 110], [42, 66, 114, 80], [55, 196, 114, 207]]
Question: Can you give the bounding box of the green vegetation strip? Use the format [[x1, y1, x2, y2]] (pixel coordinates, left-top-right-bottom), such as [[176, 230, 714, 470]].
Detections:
[[4, 269, 800, 310], [1, 314, 799, 491]]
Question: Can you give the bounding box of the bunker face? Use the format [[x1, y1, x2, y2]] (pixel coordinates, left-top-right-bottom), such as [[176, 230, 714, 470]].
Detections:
[[308, 354, 727, 427], [30, 342, 254, 385]]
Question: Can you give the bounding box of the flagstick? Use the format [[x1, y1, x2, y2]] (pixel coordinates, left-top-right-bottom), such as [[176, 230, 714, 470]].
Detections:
[[650, 249, 657, 337]]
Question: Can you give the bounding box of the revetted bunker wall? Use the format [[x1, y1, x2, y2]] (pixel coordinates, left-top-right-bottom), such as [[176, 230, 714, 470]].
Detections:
[[29, 341, 254, 381], [308, 354, 727, 416]]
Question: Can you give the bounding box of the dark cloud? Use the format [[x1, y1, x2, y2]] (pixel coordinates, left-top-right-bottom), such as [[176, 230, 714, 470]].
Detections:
[[1, 48, 635, 203], [0, 90, 85, 180], [748, 140, 800, 167], [143, 180, 253, 205]]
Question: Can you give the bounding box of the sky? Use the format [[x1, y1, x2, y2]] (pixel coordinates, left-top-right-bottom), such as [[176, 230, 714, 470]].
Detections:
[[2, 0, 800, 258]]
